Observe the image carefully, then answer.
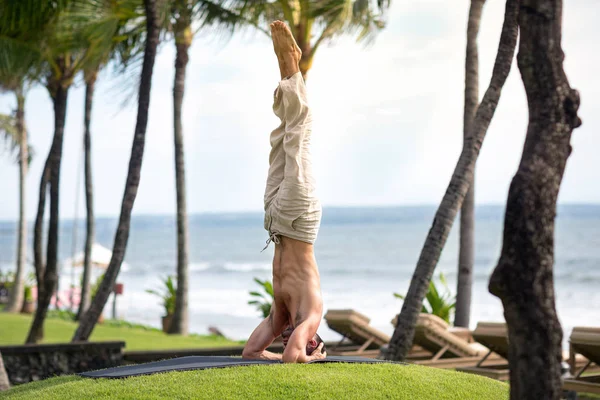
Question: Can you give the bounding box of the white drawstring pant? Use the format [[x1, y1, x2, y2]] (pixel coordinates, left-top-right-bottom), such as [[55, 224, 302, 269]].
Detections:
[[263, 72, 321, 249]]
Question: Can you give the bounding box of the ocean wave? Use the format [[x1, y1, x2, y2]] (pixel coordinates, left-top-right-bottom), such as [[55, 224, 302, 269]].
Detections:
[[554, 269, 600, 284], [189, 262, 210, 272], [222, 262, 271, 272], [119, 261, 271, 275]]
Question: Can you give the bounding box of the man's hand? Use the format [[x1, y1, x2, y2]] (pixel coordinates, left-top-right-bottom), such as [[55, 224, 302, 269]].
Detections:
[[282, 322, 324, 363], [305, 342, 326, 362]]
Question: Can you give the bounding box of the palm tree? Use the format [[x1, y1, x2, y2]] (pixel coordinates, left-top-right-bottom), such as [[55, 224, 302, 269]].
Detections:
[[74, 0, 146, 320], [0, 351, 9, 391], [0, 0, 85, 342], [0, 32, 37, 315], [168, 1, 191, 335], [161, 0, 253, 336], [0, 96, 28, 314], [77, 67, 97, 320], [454, 0, 486, 328], [383, 0, 520, 361], [237, 0, 391, 80], [72, 0, 161, 341], [0, 0, 140, 342], [489, 0, 581, 397]]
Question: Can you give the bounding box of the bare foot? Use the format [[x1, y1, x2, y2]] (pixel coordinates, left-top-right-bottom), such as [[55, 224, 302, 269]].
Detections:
[[270, 20, 302, 80]]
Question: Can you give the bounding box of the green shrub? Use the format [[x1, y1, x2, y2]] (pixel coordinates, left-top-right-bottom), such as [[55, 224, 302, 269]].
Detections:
[[394, 272, 456, 324], [46, 309, 77, 321], [248, 278, 274, 318], [90, 273, 105, 301], [145, 275, 176, 316]]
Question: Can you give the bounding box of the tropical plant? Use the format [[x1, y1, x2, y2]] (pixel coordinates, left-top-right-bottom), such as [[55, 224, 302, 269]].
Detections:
[[46, 309, 77, 321], [248, 278, 274, 318], [22, 272, 36, 313], [394, 273, 456, 324], [23, 286, 33, 303], [146, 276, 177, 316], [89, 273, 105, 301], [385, 0, 520, 361], [455, 0, 486, 329], [73, 0, 161, 342], [23, 272, 36, 293], [235, 0, 391, 80]]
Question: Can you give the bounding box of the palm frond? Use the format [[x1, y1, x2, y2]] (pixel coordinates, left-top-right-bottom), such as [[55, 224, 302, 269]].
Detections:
[[0, 113, 19, 151], [0, 0, 70, 35], [233, 0, 284, 30], [0, 35, 45, 88], [58, 0, 146, 73], [313, 0, 389, 46], [0, 0, 147, 92], [229, 0, 390, 56]]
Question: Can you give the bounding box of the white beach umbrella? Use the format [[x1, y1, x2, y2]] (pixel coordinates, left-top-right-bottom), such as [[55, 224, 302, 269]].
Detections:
[[71, 243, 113, 269]]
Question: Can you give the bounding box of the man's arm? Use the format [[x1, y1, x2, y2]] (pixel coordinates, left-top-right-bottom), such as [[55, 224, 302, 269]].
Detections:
[[282, 321, 326, 363], [242, 317, 282, 360]]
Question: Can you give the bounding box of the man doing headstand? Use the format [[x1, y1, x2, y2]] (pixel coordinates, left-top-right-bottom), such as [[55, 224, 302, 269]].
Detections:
[[242, 21, 326, 364]]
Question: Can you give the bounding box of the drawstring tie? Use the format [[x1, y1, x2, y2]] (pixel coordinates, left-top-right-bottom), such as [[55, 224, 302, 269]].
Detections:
[[262, 231, 280, 252]]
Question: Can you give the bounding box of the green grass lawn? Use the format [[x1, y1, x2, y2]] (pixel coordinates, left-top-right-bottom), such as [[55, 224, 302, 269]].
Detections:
[[0, 363, 509, 400], [0, 313, 239, 350]]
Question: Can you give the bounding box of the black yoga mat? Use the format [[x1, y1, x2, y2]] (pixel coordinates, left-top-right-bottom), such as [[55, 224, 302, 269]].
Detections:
[[80, 356, 398, 379]]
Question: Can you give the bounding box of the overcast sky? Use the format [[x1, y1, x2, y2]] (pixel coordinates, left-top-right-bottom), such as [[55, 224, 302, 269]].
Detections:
[[0, 0, 598, 221]]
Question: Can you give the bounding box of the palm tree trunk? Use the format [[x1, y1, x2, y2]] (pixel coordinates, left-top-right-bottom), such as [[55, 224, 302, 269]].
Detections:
[[455, 0, 486, 328], [297, 34, 313, 81], [77, 71, 97, 320], [168, 25, 191, 335], [72, 0, 161, 341], [383, 0, 520, 361], [26, 83, 69, 344], [0, 351, 9, 391], [488, 1, 580, 398], [32, 157, 50, 323], [299, 50, 312, 81], [5, 90, 27, 313]]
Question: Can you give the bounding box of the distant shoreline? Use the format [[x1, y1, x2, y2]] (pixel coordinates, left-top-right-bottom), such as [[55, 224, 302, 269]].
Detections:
[[1, 202, 599, 225]]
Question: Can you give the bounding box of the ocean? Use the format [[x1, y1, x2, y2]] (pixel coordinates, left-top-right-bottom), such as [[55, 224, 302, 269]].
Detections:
[[1, 205, 599, 349]]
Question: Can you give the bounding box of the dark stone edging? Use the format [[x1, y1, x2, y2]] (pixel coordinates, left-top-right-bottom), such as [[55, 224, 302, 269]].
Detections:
[[0, 341, 125, 385]]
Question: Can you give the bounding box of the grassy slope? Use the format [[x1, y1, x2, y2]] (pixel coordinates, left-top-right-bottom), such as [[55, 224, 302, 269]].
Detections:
[[0, 313, 238, 350], [0, 363, 509, 400]]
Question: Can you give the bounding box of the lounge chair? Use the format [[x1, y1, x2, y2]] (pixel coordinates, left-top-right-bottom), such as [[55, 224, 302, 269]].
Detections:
[[458, 323, 595, 382], [564, 327, 600, 395], [407, 314, 480, 359], [324, 309, 490, 367], [388, 314, 504, 369], [323, 309, 390, 357], [456, 322, 511, 380]]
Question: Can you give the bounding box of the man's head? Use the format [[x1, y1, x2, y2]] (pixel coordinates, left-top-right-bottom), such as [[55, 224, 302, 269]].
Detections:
[[281, 326, 326, 355]]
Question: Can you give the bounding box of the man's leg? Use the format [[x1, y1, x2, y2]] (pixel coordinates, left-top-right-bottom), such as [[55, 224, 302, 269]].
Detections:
[[268, 21, 321, 245], [264, 21, 325, 364], [263, 22, 303, 235], [271, 21, 301, 80]]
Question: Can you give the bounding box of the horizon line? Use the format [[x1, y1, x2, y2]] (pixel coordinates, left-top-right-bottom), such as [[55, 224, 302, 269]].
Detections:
[[1, 202, 599, 224]]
